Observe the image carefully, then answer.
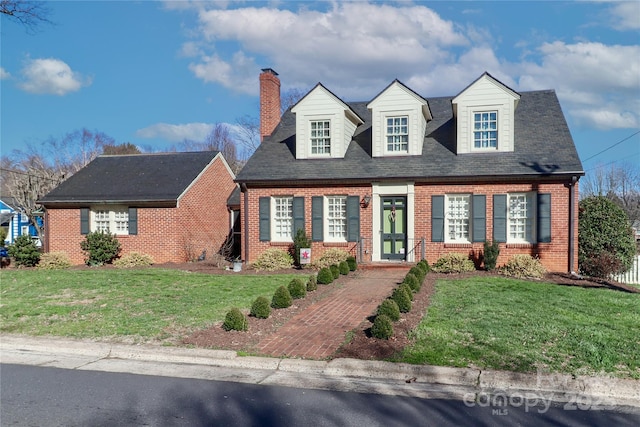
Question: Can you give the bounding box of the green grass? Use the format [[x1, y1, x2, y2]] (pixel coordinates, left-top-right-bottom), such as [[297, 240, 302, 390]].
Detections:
[[397, 277, 640, 379], [0, 269, 299, 343]]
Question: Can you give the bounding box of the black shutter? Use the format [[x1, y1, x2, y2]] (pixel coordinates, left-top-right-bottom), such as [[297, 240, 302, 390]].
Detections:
[[537, 193, 552, 243], [312, 196, 323, 241], [347, 196, 360, 242], [259, 197, 270, 241], [472, 195, 486, 242], [80, 208, 89, 235], [431, 195, 444, 242], [128, 208, 138, 235], [293, 197, 305, 236], [493, 194, 507, 243], [526, 193, 536, 243]]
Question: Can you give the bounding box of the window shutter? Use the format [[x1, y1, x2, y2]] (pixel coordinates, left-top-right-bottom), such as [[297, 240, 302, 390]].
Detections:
[[259, 197, 270, 241], [431, 195, 444, 242], [537, 193, 551, 243], [472, 195, 486, 242], [347, 195, 360, 242], [312, 196, 323, 241], [80, 208, 89, 235], [493, 195, 507, 243], [128, 208, 138, 235], [292, 197, 305, 236], [526, 193, 536, 243]]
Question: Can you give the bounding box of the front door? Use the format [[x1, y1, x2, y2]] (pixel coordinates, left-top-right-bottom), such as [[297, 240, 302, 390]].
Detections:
[[381, 197, 406, 260]]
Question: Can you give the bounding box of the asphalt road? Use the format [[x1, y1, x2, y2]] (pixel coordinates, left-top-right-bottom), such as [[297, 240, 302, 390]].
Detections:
[[2, 364, 639, 427]]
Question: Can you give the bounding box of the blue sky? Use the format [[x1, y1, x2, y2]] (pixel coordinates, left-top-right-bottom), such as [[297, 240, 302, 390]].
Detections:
[[1, 1, 639, 173]]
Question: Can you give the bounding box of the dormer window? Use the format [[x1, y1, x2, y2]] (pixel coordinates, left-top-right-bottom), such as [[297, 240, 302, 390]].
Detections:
[[386, 116, 409, 153], [473, 111, 498, 149], [310, 120, 331, 155]]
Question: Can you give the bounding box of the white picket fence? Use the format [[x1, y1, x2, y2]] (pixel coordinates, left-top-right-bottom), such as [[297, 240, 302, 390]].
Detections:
[[612, 255, 640, 284]]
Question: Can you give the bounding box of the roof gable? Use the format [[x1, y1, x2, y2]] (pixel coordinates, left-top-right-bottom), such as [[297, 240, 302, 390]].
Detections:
[[367, 79, 432, 121]]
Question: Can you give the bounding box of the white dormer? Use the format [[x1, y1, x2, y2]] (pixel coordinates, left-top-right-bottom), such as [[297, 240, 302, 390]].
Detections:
[[367, 80, 432, 157], [452, 72, 520, 154], [291, 84, 364, 159]]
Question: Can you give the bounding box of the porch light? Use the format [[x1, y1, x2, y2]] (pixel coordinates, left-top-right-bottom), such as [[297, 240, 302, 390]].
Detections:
[[361, 195, 371, 208]]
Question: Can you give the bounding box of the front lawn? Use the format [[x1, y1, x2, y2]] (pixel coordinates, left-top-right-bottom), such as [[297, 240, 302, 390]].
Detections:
[[0, 269, 300, 343], [397, 276, 640, 379]]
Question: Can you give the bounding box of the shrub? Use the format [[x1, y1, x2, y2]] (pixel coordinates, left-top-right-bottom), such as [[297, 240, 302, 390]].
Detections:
[[499, 254, 546, 279], [408, 266, 425, 282], [7, 235, 40, 267], [403, 273, 420, 293], [432, 253, 476, 273], [317, 267, 334, 284], [80, 231, 121, 266], [371, 314, 394, 340], [288, 278, 307, 299], [113, 252, 154, 268], [579, 196, 636, 278], [417, 259, 431, 274], [0, 228, 7, 244], [250, 296, 271, 319], [330, 264, 340, 279], [306, 275, 318, 292], [271, 285, 293, 309], [483, 240, 500, 271], [346, 256, 357, 271], [292, 228, 311, 267], [392, 287, 412, 313], [312, 248, 350, 269], [338, 261, 350, 275], [252, 248, 294, 271], [377, 299, 400, 322], [222, 308, 248, 331], [37, 252, 71, 270], [398, 283, 414, 301]]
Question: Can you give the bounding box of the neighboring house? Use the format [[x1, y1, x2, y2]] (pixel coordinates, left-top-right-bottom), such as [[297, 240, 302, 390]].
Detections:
[[39, 151, 238, 265], [0, 198, 41, 246], [235, 69, 584, 273]]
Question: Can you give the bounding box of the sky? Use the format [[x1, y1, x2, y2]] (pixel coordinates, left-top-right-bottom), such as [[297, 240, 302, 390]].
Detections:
[[1, 0, 639, 174]]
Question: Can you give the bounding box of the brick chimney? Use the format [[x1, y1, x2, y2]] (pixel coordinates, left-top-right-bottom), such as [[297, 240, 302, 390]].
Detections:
[[259, 68, 281, 141]]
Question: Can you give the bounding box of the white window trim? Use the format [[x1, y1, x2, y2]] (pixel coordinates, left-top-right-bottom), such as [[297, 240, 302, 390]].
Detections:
[[507, 193, 534, 244], [90, 205, 129, 235], [309, 118, 332, 157], [472, 110, 498, 151], [444, 194, 471, 244], [384, 114, 409, 155], [271, 196, 293, 242], [324, 195, 348, 243]]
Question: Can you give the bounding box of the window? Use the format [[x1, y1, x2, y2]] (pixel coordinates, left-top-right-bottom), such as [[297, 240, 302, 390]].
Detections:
[[91, 207, 129, 235], [473, 111, 497, 149], [310, 120, 331, 155], [326, 196, 347, 241], [446, 194, 470, 242], [273, 197, 293, 241], [508, 194, 528, 242], [386, 116, 408, 152]]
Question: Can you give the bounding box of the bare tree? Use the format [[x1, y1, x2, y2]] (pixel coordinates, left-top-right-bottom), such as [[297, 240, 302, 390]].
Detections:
[[582, 162, 640, 224], [42, 128, 114, 174], [172, 124, 244, 174], [1, 0, 52, 32]]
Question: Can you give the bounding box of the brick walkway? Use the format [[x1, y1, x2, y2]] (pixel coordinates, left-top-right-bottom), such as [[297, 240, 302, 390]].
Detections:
[[256, 268, 408, 359]]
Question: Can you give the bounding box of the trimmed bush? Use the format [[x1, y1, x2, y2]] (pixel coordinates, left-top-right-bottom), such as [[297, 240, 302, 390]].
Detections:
[[499, 254, 546, 279], [483, 240, 500, 271], [403, 273, 420, 293], [408, 266, 425, 282], [37, 251, 71, 270], [288, 278, 307, 299], [392, 287, 412, 313], [417, 259, 431, 274], [80, 231, 121, 266], [252, 248, 294, 271], [292, 228, 311, 267], [371, 314, 394, 340], [330, 264, 340, 279], [113, 252, 154, 268], [250, 296, 271, 319], [432, 253, 476, 273], [377, 299, 400, 322], [306, 275, 318, 292], [312, 248, 350, 269], [222, 308, 248, 331], [271, 286, 293, 309], [398, 283, 414, 301], [317, 267, 334, 284], [338, 261, 350, 275], [346, 256, 357, 271], [7, 235, 41, 267]]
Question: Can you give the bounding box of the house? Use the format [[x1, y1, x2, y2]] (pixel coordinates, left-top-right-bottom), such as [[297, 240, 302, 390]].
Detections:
[[39, 151, 238, 265], [234, 69, 584, 272], [1, 198, 41, 247]]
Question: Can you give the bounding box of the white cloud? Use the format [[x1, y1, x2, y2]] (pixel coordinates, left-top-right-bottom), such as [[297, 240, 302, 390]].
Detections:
[[136, 122, 215, 142], [18, 58, 91, 95], [608, 1, 640, 30], [0, 67, 10, 79]]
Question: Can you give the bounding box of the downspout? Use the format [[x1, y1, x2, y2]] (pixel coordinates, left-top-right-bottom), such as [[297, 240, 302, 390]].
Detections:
[[566, 176, 578, 273], [241, 183, 249, 265]]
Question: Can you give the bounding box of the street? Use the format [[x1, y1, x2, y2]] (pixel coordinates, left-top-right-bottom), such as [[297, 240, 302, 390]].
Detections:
[[1, 364, 638, 426]]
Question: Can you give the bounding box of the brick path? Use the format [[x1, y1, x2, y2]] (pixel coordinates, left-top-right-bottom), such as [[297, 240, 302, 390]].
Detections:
[[256, 268, 408, 359]]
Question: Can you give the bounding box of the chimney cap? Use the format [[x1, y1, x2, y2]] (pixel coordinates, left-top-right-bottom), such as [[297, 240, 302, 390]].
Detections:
[[261, 68, 279, 76]]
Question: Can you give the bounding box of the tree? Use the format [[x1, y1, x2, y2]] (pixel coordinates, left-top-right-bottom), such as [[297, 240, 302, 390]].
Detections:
[[581, 162, 640, 225], [1, 0, 52, 33], [173, 123, 244, 174], [578, 196, 636, 278], [102, 142, 141, 155]]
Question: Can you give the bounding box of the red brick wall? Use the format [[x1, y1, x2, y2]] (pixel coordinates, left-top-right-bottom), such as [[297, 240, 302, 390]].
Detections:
[[45, 155, 237, 265], [240, 179, 579, 273]]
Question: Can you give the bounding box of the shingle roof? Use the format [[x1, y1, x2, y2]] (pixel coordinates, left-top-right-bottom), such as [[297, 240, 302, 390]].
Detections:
[[236, 90, 584, 184], [39, 151, 220, 207]]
